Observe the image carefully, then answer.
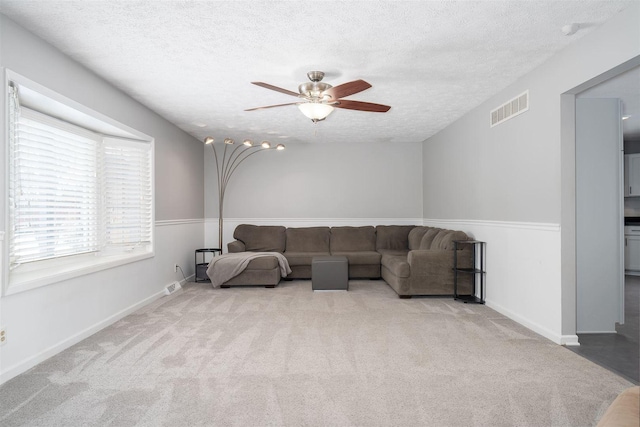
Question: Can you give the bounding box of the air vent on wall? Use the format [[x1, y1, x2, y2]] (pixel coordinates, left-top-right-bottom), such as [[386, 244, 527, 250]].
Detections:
[[490, 90, 529, 127]]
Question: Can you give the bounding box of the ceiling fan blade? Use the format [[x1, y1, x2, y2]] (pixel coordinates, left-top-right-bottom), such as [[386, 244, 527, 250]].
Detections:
[[251, 82, 300, 97], [333, 99, 391, 113], [324, 80, 372, 99], [245, 102, 300, 111]]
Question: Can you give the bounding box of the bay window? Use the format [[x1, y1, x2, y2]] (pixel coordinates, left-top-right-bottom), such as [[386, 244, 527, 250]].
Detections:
[[6, 74, 154, 294]]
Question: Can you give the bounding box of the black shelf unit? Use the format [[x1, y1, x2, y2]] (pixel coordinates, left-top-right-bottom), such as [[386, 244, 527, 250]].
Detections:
[[453, 240, 486, 304], [195, 248, 221, 282]]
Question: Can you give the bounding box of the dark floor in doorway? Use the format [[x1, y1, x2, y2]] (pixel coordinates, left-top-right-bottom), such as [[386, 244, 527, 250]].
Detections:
[[567, 275, 639, 384]]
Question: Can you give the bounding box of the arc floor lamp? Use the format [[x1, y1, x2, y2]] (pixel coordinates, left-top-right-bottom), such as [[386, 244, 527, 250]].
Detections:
[[205, 136, 284, 251]]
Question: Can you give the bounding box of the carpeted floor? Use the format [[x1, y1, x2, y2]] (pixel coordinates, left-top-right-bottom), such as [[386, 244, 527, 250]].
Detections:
[[0, 280, 634, 426]]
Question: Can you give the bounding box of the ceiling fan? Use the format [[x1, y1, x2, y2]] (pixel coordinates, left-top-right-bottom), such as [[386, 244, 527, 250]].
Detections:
[[245, 71, 391, 122]]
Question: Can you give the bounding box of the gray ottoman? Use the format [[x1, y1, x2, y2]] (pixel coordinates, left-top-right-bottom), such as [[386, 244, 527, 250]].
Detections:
[[312, 256, 348, 291]]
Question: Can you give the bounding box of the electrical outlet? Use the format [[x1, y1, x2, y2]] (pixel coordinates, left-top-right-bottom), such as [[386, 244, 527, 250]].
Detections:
[[0, 327, 6, 346], [174, 264, 178, 273]]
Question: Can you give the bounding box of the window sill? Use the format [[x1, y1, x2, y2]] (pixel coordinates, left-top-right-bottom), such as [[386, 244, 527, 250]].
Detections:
[[5, 250, 154, 296]]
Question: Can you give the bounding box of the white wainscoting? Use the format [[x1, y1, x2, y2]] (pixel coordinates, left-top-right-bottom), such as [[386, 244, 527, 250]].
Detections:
[[205, 218, 424, 251], [423, 219, 572, 345]]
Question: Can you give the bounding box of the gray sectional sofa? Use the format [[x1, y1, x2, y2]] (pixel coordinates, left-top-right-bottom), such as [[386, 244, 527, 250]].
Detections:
[[221, 224, 474, 298]]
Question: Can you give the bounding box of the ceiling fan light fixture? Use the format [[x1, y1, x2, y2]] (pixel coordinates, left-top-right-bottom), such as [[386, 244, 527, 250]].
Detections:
[[298, 81, 332, 99], [298, 102, 334, 122], [246, 71, 390, 120]]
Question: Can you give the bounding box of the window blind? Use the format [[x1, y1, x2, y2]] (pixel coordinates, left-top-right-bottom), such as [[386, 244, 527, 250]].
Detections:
[[8, 96, 153, 269], [6, 77, 154, 291], [9, 107, 99, 267], [101, 138, 152, 250]]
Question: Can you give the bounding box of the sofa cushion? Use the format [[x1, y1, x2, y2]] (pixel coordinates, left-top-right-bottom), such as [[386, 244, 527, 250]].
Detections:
[[227, 240, 246, 253], [233, 224, 286, 253], [331, 251, 381, 265], [245, 256, 279, 270], [330, 226, 376, 252], [377, 249, 409, 257], [376, 225, 415, 251], [285, 227, 330, 252], [381, 254, 411, 278], [431, 230, 469, 250], [419, 228, 441, 249], [408, 226, 429, 250], [429, 230, 449, 249], [284, 251, 331, 267]]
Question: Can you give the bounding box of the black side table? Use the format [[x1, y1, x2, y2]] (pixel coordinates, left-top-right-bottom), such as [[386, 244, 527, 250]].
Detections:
[[453, 240, 486, 304], [195, 248, 221, 282]]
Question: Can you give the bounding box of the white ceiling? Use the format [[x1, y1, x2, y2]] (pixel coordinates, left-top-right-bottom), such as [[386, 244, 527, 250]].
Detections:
[[0, 0, 635, 145]]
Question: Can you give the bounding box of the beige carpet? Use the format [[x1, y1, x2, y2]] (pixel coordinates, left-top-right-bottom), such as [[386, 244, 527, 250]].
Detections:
[[0, 280, 633, 426]]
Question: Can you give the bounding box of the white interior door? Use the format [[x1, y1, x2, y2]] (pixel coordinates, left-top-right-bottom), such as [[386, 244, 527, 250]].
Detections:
[[576, 98, 624, 333]]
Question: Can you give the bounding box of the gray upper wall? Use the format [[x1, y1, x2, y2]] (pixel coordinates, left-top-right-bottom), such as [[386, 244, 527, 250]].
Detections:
[[204, 141, 424, 220], [422, 4, 640, 224], [0, 14, 205, 222]]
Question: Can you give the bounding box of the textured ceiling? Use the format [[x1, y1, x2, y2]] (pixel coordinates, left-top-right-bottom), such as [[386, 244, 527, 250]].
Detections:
[[0, 0, 635, 145]]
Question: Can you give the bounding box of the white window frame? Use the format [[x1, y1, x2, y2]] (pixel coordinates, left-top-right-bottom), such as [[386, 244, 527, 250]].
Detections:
[[4, 70, 155, 296]]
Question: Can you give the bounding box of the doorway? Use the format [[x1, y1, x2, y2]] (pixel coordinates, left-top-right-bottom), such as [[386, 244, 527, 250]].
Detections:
[[561, 61, 640, 384]]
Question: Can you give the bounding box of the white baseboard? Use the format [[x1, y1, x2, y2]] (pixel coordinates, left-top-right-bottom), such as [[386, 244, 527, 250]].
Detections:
[[0, 289, 166, 385], [487, 297, 580, 346], [486, 298, 564, 344], [176, 274, 194, 289], [561, 335, 580, 346]]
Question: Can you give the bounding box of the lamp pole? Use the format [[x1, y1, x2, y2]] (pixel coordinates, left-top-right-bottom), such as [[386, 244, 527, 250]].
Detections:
[[205, 137, 284, 251]]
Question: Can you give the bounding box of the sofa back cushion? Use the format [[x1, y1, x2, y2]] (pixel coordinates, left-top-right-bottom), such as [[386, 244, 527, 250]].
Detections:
[[376, 225, 415, 251], [408, 226, 429, 250], [419, 228, 442, 249], [330, 226, 376, 252], [286, 227, 331, 252], [233, 224, 286, 253], [431, 230, 469, 250]]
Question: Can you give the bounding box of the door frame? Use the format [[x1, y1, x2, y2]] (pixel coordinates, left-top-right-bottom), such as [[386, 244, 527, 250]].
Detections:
[[561, 56, 640, 339]]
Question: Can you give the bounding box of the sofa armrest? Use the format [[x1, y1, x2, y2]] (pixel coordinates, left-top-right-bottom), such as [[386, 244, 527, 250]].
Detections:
[[597, 386, 639, 427], [227, 240, 245, 253], [406, 249, 469, 294], [407, 250, 453, 276]]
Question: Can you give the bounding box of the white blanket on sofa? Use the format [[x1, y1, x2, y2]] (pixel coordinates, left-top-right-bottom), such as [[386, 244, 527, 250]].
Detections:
[[205, 252, 292, 288]]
